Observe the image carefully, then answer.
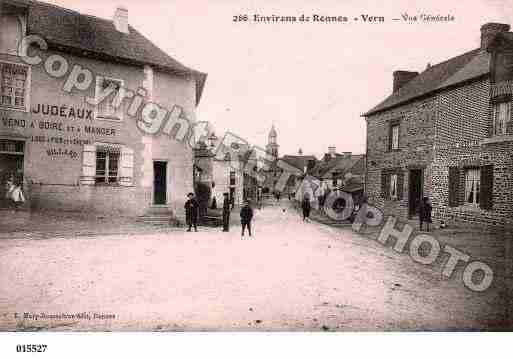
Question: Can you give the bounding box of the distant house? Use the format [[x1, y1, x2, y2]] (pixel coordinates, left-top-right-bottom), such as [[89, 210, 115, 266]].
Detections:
[[364, 22, 513, 228], [193, 139, 245, 208], [312, 147, 365, 192], [279, 152, 317, 195]]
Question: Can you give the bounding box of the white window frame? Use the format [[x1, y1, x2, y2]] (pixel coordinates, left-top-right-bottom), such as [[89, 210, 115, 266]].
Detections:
[[94, 76, 124, 121], [493, 101, 511, 136], [464, 168, 480, 206], [389, 173, 398, 199], [0, 60, 31, 112], [391, 124, 400, 150]]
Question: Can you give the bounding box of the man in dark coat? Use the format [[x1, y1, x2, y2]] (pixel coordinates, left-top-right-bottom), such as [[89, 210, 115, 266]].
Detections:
[[240, 200, 254, 238], [184, 192, 199, 232], [418, 196, 432, 232], [222, 192, 231, 232], [302, 194, 311, 222]]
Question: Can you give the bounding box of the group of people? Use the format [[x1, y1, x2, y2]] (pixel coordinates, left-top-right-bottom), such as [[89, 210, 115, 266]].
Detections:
[[184, 192, 254, 238], [184, 190, 434, 236]]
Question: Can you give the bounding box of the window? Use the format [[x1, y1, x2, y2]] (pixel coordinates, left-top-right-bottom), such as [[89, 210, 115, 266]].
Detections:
[[95, 77, 124, 120], [464, 168, 480, 206], [391, 124, 400, 150], [95, 149, 120, 184], [0, 62, 29, 111], [0, 14, 22, 54], [0, 139, 24, 154], [493, 101, 511, 136], [390, 173, 398, 199], [229, 171, 236, 186], [333, 179, 338, 187]]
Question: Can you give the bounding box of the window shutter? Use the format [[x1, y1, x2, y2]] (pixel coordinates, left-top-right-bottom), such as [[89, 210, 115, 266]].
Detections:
[[80, 144, 96, 185], [387, 124, 393, 152], [448, 167, 460, 207], [381, 172, 389, 199], [397, 171, 405, 200], [479, 165, 494, 210], [119, 146, 134, 186], [507, 103, 513, 135]]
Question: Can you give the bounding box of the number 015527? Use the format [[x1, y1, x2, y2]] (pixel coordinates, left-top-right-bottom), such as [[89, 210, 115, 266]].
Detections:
[[16, 344, 47, 353]]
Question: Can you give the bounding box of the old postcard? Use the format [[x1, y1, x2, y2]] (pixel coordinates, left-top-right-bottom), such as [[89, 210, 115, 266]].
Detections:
[[1, 0, 513, 352]]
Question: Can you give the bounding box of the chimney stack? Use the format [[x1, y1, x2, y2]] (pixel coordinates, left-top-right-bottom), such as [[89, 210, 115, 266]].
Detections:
[[480, 22, 510, 50], [328, 146, 336, 158], [393, 70, 418, 93], [113, 6, 129, 34]]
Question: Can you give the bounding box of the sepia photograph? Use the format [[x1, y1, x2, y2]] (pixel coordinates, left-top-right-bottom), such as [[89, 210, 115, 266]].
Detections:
[[1, 0, 513, 355]]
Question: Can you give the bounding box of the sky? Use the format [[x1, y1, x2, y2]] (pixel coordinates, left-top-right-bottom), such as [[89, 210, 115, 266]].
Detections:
[[44, 0, 513, 158]]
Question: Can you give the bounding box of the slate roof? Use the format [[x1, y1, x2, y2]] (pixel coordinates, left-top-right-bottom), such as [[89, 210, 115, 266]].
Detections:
[[17, 0, 206, 104], [364, 48, 490, 116], [312, 154, 365, 179], [280, 155, 317, 172]]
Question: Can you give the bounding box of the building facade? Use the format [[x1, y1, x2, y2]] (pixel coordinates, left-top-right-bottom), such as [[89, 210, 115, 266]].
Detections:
[[364, 22, 513, 228], [0, 1, 206, 218]]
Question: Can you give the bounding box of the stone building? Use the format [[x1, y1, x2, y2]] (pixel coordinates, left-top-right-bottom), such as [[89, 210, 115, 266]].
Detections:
[[0, 1, 206, 218], [312, 146, 365, 192], [193, 139, 245, 208], [364, 22, 513, 228]]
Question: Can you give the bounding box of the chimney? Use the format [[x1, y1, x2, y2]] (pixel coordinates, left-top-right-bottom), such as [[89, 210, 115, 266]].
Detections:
[[113, 6, 129, 34], [480, 23, 510, 50], [328, 146, 336, 158], [393, 70, 418, 92]]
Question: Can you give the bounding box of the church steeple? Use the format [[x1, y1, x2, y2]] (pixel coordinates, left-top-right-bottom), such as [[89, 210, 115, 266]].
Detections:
[[266, 124, 279, 159]]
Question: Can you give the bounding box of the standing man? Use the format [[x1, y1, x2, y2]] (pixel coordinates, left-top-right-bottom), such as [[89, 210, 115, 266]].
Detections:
[[302, 193, 311, 222], [240, 200, 254, 238], [222, 192, 231, 232], [418, 196, 433, 232], [184, 192, 199, 232]]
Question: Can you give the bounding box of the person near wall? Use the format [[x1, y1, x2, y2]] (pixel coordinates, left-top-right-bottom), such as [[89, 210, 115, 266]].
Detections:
[[5, 179, 25, 210], [184, 192, 199, 232], [240, 200, 254, 238], [418, 196, 432, 232], [222, 192, 231, 232], [302, 194, 311, 222]]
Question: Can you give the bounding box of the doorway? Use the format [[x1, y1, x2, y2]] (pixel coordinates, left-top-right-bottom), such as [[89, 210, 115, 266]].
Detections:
[[0, 140, 25, 208], [408, 168, 423, 218], [153, 161, 167, 205]]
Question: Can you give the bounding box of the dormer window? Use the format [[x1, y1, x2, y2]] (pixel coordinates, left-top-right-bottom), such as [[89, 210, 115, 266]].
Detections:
[[0, 14, 23, 55], [95, 76, 124, 121]]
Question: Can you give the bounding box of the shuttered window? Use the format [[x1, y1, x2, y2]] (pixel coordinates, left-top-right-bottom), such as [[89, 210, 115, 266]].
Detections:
[[493, 101, 511, 136], [448, 165, 494, 209], [0, 62, 28, 111], [390, 173, 398, 199], [391, 124, 399, 150], [81, 144, 133, 186], [381, 169, 404, 201], [448, 167, 460, 207], [479, 165, 494, 210], [464, 168, 480, 206]]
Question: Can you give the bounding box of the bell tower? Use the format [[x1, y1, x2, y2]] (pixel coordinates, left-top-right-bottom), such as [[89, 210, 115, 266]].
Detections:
[[266, 124, 279, 159]]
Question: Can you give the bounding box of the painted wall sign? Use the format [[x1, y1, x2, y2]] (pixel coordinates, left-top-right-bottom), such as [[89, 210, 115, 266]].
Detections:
[[32, 104, 93, 120]]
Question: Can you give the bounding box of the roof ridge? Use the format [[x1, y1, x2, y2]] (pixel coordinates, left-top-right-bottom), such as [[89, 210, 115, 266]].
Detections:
[[29, 0, 112, 23], [419, 47, 481, 74]]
